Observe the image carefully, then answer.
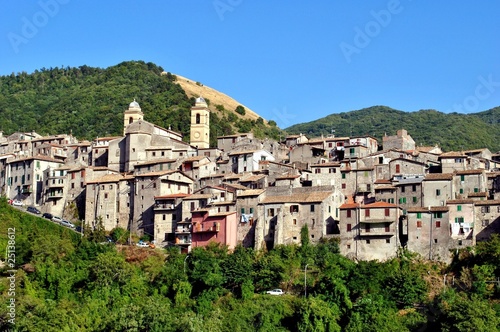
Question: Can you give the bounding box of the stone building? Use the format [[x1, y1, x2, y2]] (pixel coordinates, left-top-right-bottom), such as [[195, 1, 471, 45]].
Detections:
[[382, 129, 416, 151]]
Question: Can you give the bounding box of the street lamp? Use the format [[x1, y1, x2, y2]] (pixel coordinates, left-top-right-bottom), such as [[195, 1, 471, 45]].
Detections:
[[304, 264, 309, 297], [184, 254, 190, 274]]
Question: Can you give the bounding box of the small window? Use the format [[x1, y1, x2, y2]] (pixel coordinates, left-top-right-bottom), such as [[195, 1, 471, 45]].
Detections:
[[293, 219, 297, 225], [347, 244, 351, 249], [412, 185, 417, 192], [436, 189, 441, 196], [385, 208, 390, 217], [386, 239, 390, 244], [366, 239, 370, 244], [457, 205, 462, 212], [347, 209, 352, 218], [347, 224, 352, 232], [290, 205, 299, 213], [104, 193, 108, 199], [310, 205, 315, 212], [342, 173, 346, 179], [241, 208, 245, 214], [436, 221, 441, 228], [417, 220, 422, 228], [341, 183, 346, 189], [365, 209, 370, 217], [401, 186, 405, 193], [417, 212, 422, 218]]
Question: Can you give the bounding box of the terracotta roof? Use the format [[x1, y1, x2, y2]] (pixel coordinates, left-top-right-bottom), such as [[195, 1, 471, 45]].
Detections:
[[261, 191, 332, 204], [275, 174, 301, 180], [135, 170, 177, 177], [407, 206, 449, 213], [416, 146, 439, 153], [454, 169, 484, 175], [474, 200, 500, 206], [375, 179, 391, 184], [311, 162, 341, 168], [223, 182, 248, 190], [183, 194, 213, 200], [361, 201, 398, 208], [374, 185, 395, 190], [8, 155, 64, 164], [200, 173, 225, 179], [237, 189, 266, 197], [439, 151, 466, 158], [224, 173, 243, 180], [135, 158, 177, 166], [424, 173, 453, 181], [339, 202, 360, 209], [86, 174, 127, 184], [446, 199, 474, 204], [228, 150, 257, 156], [154, 194, 189, 199], [240, 174, 266, 182], [467, 192, 488, 197]]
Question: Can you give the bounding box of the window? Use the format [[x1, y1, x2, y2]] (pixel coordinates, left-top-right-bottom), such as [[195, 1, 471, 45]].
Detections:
[[412, 185, 417, 192], [454, 217, 464, 223], [482, 220, 490, 227], [315, 168, 320, 174], [329, 168, 336, 173], [401, 186, 405, 193], [81, 182, 84, 188], [162, 215, 166, 221], [436, 221, 441, 228], [366, 239, 370, 244], [460, 175, 465, 181], [385, 224, 390, 232], [347, 244, 351, 249], [459, 188, 464, 194], [457, 205, 462, 212], [341, 183, 346, 189], [417, 212, 422, 218], [417, 221, 422, 228], [481, 206, 490, 213], [310, 205, 315, 212], [191, 202, 195, 211], [412, 197, 418, 203], [386, 239, 390, 244], [293, 219, 297, 225], [474, 188, 479, 193], [250, 208, 253, 213], [347, 224, 352, 232], [71, 183, 74, 189], [196, 113, 200, 124], [395, 164, 400, 173], [399, 197, 407, 204], [347, 209, 352, 218], [385, 208, 390, 217], [433, 212, 443, 218], [290, 205, 299, 213], [152, 152, 156, 157], [436, 189, 441, 196], [241, 208, 245, 214], [365, 209, 370, 217], [268, 208, 275, 217], [365, 224, 370, 232], [342, 173, 346, 179]]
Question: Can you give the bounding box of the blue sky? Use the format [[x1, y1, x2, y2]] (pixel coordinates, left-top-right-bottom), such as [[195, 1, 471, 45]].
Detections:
[[1, 1, 499, 128]]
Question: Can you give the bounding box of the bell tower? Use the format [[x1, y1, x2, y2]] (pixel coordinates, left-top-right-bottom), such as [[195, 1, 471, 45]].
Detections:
[[123, 99, 144, 135], [190, 96, 210, 148]]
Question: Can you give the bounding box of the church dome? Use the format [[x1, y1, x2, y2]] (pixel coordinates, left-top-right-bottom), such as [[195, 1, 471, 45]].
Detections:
[[129, 99, 140, 108], [195, 96, 207, 107]]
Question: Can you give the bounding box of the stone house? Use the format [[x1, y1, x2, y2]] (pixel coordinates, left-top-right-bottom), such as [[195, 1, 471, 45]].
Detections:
[[422, 173, 454, 208], [406, 206, 452, 262], [446, 199, 475, 248], [339, 201, 401, 261], [382, 129, 416, 151], [236, 189, 266, 247], [153, 193, 189, 247], [453, 170, 487, 199], [474, 200, 500, 242], [256, 188, 338, 250], [228, 149, 275, 173]]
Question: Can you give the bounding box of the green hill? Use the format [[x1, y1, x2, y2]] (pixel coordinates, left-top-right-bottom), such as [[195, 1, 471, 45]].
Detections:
[[285, 106, 500, 152], [0, 61, 280, 146]]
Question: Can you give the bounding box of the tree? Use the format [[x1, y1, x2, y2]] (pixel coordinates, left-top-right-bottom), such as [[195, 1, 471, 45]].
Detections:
[[235, 105, 246, 115]]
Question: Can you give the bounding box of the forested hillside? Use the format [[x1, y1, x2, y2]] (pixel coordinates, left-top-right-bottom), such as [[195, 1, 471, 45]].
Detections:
[[0, 61, 281, 146], [1, 199, 499, 331], [285, 106, 500, 152]]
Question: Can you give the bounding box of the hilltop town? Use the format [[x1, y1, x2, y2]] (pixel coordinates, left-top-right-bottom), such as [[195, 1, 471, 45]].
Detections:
[[1, 97, 499, 263]]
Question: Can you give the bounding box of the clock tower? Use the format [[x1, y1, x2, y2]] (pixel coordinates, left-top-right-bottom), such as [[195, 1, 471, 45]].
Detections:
[[190, 96, 210, 149]]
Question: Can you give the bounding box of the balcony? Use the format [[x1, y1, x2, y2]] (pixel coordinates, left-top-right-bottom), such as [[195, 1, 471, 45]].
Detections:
[[175, 236, 192, 245], [154, 202, 176, 210], [21, 185, 33, 194], [47, 190, 64, 199], [175, 226, 191, 234], [193, 222, 220, 233], [47, 179, 65, 188]]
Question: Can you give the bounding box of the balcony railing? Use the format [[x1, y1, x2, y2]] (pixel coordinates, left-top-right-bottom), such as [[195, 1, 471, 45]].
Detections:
[[193, 222, 220, 233], [154, 203, 176, 210]]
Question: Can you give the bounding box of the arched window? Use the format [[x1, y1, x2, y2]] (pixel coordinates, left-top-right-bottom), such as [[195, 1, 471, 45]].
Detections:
[[196, 113, 201, 124], [129, 117, 133, 124]]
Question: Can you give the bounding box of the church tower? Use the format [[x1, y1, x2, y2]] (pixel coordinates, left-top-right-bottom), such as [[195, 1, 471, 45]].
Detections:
[[123, 99, 144, 135], [190, 96, 210, 148]]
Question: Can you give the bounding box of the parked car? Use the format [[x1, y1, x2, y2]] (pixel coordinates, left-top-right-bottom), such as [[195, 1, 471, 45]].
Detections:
[[266, 289, 284, 296], [12, 200, 23, 207], [52, 216, 63, 223], [42, 212, 53, 220], [136, 241, 149, 248], [27, 206, 41, 214], [60, 219, 75, 228]]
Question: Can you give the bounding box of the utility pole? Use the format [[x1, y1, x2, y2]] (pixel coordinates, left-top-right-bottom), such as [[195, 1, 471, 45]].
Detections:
[[184, 254, 190, 274], [304, 264, 308, 297]]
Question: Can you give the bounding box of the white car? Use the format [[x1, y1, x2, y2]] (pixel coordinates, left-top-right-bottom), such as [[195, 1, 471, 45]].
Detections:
[[12, 200, 23, 206], [60, 219, 75, 228], [52, 216, 63, 223], [266, 289, 284, 296], [136, 241, 149, 248]]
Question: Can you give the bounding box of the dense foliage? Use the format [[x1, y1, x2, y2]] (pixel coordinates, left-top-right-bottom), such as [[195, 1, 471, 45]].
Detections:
[[285, 106, 500, 152], [0, 61, 281, 145], [1, 199, 499, 331]]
